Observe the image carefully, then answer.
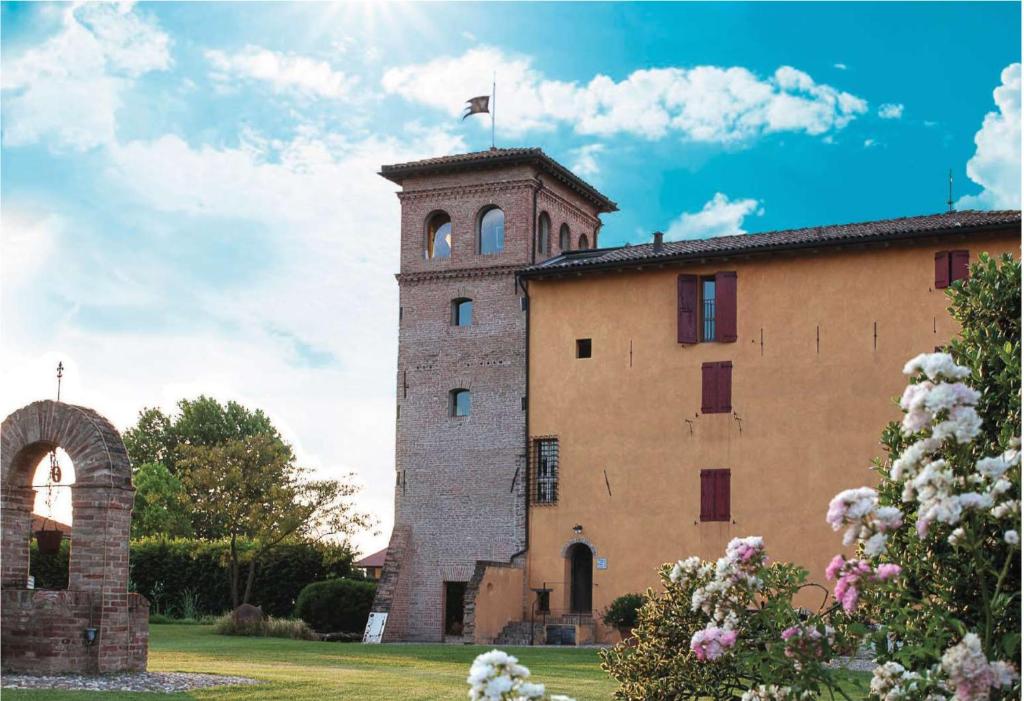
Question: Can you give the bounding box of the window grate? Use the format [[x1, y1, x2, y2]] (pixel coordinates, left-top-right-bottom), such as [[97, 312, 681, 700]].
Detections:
[[533, 438, 559, 504]]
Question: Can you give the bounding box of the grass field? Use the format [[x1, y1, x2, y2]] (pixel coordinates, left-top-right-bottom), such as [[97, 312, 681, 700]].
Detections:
[[3, 624, 871, 700], [3, 624, 617, 700]]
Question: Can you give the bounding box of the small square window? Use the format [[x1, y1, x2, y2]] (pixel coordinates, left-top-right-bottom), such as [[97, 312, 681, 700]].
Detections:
[[576, 339, 592, 359], [450, 389, 471, 417]]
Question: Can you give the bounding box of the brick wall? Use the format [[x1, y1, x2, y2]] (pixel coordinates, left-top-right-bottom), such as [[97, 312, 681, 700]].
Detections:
[[375, 156, 607, 641]]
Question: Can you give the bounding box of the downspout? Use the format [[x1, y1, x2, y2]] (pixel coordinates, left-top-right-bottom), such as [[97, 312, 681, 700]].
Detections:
[[512, 272, 531, 561]]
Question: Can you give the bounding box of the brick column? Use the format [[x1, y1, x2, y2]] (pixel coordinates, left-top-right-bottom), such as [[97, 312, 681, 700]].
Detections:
[[1, 486, 34, 589], [70, 486, 134, 672]]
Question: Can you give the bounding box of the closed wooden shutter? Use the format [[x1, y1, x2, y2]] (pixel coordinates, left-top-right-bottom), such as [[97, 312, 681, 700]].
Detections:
[[716, 271, 738, 342], [935, 251, 950, 288], [700, 470, 713, 520], [719, 362, 733, 413], [715, 470, 731, 521], [951, 250, 970, 283], [701, 362, 717, 413], [677, 275, 699, 344]]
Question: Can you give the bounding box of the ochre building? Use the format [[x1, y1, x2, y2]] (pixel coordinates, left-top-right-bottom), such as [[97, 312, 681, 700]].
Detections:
[[371, 147, 1021, 645]]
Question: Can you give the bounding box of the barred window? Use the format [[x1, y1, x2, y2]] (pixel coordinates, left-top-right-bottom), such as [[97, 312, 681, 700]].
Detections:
[[534, 438, 559, 504]]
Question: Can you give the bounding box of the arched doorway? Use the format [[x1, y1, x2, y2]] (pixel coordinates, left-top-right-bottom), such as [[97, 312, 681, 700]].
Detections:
[[567, 543, 593, 613]]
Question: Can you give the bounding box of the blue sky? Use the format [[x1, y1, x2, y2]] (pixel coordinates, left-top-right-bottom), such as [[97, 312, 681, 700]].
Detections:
[[2, 2, 1020, 553]]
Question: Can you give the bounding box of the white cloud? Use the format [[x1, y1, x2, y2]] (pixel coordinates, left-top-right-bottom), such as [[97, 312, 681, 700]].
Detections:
[[834, 63, 848, 71], [382, 46, 867, 143], [957, 63, 1021, 210], [864, 138, 878, 148], [1, 3, 170, 150], [205, 45, 358, 100], [569, 143, 604, 178], [665, 193, 763, 240], [878, 103, 904, 119]]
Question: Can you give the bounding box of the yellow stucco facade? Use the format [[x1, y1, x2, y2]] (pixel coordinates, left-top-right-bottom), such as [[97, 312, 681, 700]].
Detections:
[[520, 232, 1019, 644]]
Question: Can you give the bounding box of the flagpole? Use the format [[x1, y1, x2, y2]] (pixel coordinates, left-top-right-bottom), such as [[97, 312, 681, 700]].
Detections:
[[491, 72, 496, 149]]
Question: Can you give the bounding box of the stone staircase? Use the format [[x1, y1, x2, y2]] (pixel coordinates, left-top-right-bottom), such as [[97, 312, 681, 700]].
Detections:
[[494, 621, 545, 646]]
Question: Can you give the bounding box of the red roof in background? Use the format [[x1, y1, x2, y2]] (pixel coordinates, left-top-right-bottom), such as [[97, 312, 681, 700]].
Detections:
[[32, 514, 71, 535], [356, 547, 387, 568]]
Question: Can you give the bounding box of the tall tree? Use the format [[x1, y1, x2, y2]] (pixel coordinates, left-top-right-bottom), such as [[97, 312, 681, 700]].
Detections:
[[131, 462, 193, 539], [176, 435, 374, 609]]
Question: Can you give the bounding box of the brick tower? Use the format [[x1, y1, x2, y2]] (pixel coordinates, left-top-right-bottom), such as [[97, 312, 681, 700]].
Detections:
[[372, 148, 616, 641]]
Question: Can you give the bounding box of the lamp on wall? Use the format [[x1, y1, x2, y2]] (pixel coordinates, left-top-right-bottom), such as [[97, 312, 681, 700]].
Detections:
[[83, 627, 97, 646], [572, 524, 583, 535]]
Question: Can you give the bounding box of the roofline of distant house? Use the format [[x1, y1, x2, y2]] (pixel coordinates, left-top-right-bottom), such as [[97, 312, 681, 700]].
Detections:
[[518, 219, 1019, 280], [379, 148, 619, 213]]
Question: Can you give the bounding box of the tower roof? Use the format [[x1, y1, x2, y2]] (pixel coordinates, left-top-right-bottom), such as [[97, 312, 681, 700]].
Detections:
[[379, 147, 618, 213]]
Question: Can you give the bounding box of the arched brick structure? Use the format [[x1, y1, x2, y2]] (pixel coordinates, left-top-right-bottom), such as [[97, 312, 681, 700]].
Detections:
[[1, 400, 148, 673]]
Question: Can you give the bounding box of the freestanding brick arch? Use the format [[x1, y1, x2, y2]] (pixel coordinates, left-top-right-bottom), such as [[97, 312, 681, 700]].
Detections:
[[1, 400, 148, 673]]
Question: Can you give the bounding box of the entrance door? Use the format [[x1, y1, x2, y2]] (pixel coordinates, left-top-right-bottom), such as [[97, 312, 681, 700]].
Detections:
[[444, 581, 467, 637], [568, 544, 593, 613]]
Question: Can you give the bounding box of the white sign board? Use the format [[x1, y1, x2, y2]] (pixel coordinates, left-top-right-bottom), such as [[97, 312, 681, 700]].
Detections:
[[363, 612, 388, 644], [597, 558, 608, 570]]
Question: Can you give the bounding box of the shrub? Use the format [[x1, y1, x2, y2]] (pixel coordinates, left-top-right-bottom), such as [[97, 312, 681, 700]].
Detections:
[[213, 613, 319, 640], [602, 593, 645, 632], [295, 578, 376, 633]]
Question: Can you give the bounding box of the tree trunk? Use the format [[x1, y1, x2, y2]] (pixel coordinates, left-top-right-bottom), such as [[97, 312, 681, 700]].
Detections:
[[230, 533, 239, 611], [242, 555, 258, 605]]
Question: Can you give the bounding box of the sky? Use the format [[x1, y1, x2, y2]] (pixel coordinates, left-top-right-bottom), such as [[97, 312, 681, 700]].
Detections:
[[1, 1, 1020, 556]]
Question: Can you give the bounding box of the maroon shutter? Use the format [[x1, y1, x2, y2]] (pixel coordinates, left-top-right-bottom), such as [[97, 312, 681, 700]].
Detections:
[[951, 250, 970, 283], [701, 363, 716, 413], [719, 362, 733, 413], [715, 470, 731, 521], [677, 275, 698, 344], [935, 251, 950, 288], [700, 471, 713, 521], [715, 271, 737, 342]]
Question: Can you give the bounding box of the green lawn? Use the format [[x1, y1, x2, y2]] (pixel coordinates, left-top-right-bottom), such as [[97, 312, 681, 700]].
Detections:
[[3, 624, 617, 700], [4, 625, 870, 700]]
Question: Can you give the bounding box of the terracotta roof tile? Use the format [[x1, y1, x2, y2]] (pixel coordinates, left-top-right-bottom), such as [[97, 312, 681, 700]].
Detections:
[[355, 547, 387, 568], [523, 210, 1021, 276]]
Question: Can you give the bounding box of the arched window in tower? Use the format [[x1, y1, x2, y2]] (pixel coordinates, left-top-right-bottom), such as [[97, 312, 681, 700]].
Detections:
[[559, 223, 571, 251], [425, 212, 452, 259], [451, 298, 473, 326], [578, 233, 590, 250], [479, 207, 505, 255], [537, 212, 551, 254], [450, 389, 471, 417]]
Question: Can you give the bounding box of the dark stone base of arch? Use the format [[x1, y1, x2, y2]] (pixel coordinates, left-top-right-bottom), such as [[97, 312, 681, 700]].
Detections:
[[1, 590, 149, 674]]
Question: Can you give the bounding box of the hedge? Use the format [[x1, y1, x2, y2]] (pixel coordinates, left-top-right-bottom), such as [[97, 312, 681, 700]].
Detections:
[[29, 538, 357, 618], [295, 578, 377, 633]]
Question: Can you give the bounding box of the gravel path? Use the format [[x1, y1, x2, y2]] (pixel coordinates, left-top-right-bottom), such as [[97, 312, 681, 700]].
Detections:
[[1, 672, 261, 693]]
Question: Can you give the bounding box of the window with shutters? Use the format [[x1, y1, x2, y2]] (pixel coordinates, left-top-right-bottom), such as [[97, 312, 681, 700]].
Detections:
[[935, 250, 970, 288], [700, 469, 730, 521], [701, 361, 733, 414], [450, 389, 471, 417], [533, 438, 559, 504], [679, 271, 737, 344]]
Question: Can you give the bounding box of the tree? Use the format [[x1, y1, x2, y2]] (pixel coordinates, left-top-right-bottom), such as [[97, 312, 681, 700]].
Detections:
[[123, 396, 295, 538], [177, 434, 375, 610], [131, 462, 193, 539], [123, 396, 292, 477]]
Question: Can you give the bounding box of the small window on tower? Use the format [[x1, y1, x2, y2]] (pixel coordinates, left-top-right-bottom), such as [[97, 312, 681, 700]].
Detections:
[[578, 234, 589, 250], [538, 212, 551, 254], [559, 224, 571, 251], [479, 207, 505, 255], [451, 298, 473, 326], [576, 339, 592, 359], [426, 212, 452, 260], [450, 389, 471, 417]]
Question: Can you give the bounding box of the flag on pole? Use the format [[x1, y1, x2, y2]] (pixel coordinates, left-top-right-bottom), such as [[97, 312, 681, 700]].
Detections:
[[462, 95, 490, 120]]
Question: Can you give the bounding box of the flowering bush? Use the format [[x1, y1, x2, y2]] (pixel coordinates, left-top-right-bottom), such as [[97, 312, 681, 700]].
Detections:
[[600, 537, 860, 700], [466, 650, 574, 701]]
